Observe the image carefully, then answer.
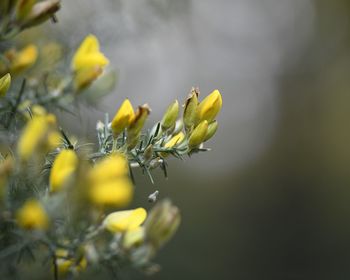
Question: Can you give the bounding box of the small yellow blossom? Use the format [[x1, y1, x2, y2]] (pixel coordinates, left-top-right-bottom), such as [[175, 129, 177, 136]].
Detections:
[[89, 178, 133, 207], [111, 99, 135, 136], [89, 153, 129, 183], [17, 114, 60, 161], [0, 73, 11, 97], [16, 199, 49, 230], [71, 34, 109, 72], [196, 89, 222, 123], [103, 208, 147, 233], [89, 153, 132, 206], [9, 44, 38, 75], [71, 34, 109, 90], [188, 120, 208, 148], [161, 100, 179, 130], [55, 249, 87, 274], [50, 149, 79, 193]]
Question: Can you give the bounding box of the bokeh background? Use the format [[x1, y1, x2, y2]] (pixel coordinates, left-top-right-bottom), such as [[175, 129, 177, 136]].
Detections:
[[25, 0, 350, 279]]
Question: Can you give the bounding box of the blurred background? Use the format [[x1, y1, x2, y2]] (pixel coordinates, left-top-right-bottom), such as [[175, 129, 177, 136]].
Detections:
[[26, 0, 350, 279]]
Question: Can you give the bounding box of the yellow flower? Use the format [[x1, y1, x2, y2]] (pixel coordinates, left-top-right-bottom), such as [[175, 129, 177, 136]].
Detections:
[[188, 120, 208, 148], [9, 45, 38, 75], [88, 153, 133, 207], [71, 35, 109, 90], [89, 153, 129, 183], [50, 149, 79, 193], [161, 100, 179, 130], [89, 178, 133, 207], [111, 99, 135, 136], [71, 34, 109, 72], [103, 208, 147, 233], [16, 199, 49, 230], [196, 89, 222, 123], [55, 249, 87, 274], [0, 73, 11, 97], [17, 114, 60, 161]]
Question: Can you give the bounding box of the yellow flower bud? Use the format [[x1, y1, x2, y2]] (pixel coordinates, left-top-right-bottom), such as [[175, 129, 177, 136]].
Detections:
[[127, 104, 150, 148], [204, 120, 218, 142], [16, 199, 49, 230], [49, 149, 78, 193], [111, 99, 135, 136], [103, 208, 147, 233], [71, 34, 109, 72], [16, 0, 36, 21], [196, 89, 222, 123], [55, 249, 87, 275], [89, 178, 133, 207], [161, 100, 179, 130], [0, 73, 11, 97], [9, 45, 38, 75], [22, 0, 61, 28], [145, 199, 181, 249], [188, 120, 208, 148], [183, 88, 198, 130]]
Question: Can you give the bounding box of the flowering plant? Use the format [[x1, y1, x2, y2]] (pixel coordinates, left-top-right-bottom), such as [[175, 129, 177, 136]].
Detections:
[[0, 1, 222, 279]]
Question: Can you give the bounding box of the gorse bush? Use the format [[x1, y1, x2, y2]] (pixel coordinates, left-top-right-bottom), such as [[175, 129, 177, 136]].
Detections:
[[0, 1, 222, 279]]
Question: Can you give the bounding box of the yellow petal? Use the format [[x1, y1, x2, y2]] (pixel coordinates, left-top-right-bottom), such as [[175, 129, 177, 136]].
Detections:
[[103, 208, 147, 233], [89, 153, 129, 184], [196, 89, 222, 123], [71, 34, 109, 72], [17, 116, 49, 161], [89, 178, 133, 207], [111, 99, 135, 136], [50, 149, 78, 193], [164, 132, 185, 148], [188, 120, 208, 148]]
